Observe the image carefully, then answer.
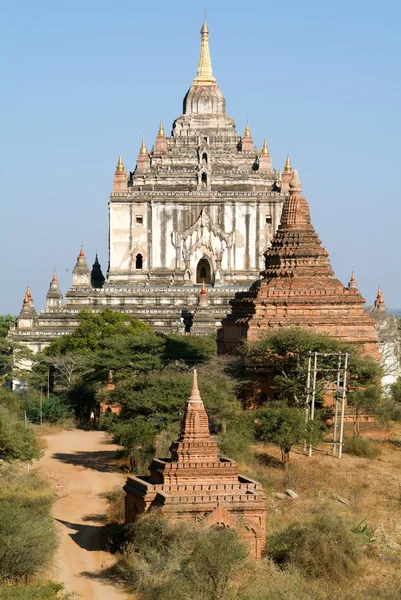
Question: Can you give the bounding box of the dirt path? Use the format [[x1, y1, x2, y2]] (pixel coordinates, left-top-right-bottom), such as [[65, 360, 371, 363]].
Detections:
[[36, 429, 132, 600]]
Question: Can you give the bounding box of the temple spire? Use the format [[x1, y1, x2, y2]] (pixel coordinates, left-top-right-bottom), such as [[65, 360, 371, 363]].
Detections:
[[116, 153, 124, 173], [284, 154, 292, 174], [348, 270, 358, 290], [193, 14, 216, 85], [261, 138, 269, 155], [244, 121, 250, 137], [158, 120, 164, 136], [189, 368, 203, 404], [140, 137, 147, 155]]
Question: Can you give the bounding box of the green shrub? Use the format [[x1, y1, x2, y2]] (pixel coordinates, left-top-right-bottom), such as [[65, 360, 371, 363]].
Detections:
[[267, 511, 361, 579], [0, 469, 58, 582], [343, 436, 381, 458], [23, 395, 74, 425], [0, 405, 40, 462], [0, 581, 71, 599]]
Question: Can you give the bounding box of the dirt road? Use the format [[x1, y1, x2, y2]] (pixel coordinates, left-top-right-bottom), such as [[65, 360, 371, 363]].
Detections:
[[37, 429, 132, 599]]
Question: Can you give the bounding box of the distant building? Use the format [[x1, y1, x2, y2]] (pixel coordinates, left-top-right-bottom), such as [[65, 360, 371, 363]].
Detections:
[[370, 288, 401, 390], [9, 17, 287, 351], [124, 370, 266, 559]]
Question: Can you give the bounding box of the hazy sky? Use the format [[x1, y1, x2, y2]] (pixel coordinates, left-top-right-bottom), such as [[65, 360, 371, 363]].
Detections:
[[1, 0, 400, 315]]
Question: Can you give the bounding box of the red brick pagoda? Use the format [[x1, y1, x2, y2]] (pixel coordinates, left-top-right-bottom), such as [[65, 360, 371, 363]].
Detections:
[[218, 170, 380, 360], [124, 370, 266, 559]]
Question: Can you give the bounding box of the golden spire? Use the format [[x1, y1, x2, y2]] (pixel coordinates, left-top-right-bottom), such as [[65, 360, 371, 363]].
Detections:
[[261, 137, 269, 155], [193, 14, 216, 85], [140, 137, 147, 155], [26, 285, 32, 299], [23, 287, 30, 305], [350, 270, 355, 282], [244, 121, 251, 137], [277, 169, 282, 185], [284, 154, 292, 174], [52, 269, 58, 282], [79, 245, 85, 257], [116, 153, 124, 173], [377, 286, 384, 304], [158, 120, 165, 136]]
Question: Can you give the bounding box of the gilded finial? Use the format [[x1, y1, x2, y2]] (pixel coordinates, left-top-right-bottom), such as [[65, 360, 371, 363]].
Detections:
[[116, 153, 124, 173], [194, 14, 216, 85], [158, 120, 165, 136], [244, 121, 251, 137], [140, 137, 148, 155], [277, 169, 282, 185], [79, 245, 85, 257], [284, 154, 292, 174], [261, 137, 269, 155], [200, 279, 207, 295], [351, 271, 355, 282], [377, 286, 384, 304], [23, 286, 30, 305], [52, 269, 58, 282]]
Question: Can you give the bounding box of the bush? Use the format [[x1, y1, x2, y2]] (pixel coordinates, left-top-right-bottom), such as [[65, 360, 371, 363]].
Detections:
[[0, 581, 71, 599], [117, 512, 246, 600], [343, 436, 381, 458], [0, 469, 58, 582], [267, 511, 361, 579], [0, 405, 41, 462], [24, 395, 74, 425]]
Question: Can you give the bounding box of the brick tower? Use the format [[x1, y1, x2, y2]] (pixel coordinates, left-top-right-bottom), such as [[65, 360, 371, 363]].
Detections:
[[218, 170, 380, 359], [124, 370, 266, 559]]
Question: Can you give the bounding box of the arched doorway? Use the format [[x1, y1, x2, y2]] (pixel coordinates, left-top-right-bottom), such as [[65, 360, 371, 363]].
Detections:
[[135, 254, 143, 269], [196, 258, 212, 284]]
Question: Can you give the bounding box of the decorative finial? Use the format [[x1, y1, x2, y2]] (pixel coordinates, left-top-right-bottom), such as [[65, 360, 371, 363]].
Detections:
[[244, 121, 251, 137], [348, 270, 358, 289], [194, 14, 216, 85], [116, 153, 124, 173], [200, 280, 207, 295], [158, 120, 165, 136], [23, 287, 30, 305], [289, 169, 302, 194], [261, 137, 269, 155], [377, 286, 384, 304], [140, 137, 147, 155], [277, 169, 282, 185], [189, 369, 202, 403], [79, 245, 85, 257], [52, 269, 58, 282], [284, 154, 292, 174], [351, 271, 355, 282]]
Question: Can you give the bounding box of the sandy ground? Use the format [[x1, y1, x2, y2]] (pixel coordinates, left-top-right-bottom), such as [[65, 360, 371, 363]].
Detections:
[[36, 429, 132, 600]]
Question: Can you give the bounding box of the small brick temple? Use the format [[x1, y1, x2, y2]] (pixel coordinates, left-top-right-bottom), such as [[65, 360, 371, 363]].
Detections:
[[124, 370, 266, 559]]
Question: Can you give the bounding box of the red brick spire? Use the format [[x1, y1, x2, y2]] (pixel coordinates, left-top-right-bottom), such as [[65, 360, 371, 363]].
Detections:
[[261, 169, 333, 280], [170, 369, 219, 463]]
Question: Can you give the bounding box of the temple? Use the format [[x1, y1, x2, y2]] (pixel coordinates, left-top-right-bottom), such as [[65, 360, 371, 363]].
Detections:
[[218, 170, 381, 360], [9, 16, 287, 350], [124, 370, 266, 559]]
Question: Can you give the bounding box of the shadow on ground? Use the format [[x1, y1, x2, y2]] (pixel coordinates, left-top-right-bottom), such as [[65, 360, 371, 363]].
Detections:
[[56, 518, 123, 553], [51, 450, 118, 472], [256, 452, 284, 469]]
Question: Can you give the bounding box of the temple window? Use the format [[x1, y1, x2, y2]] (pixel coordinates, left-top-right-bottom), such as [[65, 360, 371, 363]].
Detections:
[[135, 254, 143, 269], [202, 153, 208, 165], [201, 172, 208, 188], [136, 216, 143, 225], [196, 258, 211, 283], [265, 216, 272, 224]]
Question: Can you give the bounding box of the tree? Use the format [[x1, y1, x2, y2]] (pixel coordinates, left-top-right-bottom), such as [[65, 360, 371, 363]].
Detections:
[[0, 405, 40, 462], [0, 315, 15, 339], [44, 353, 92, 389], [112, 417, 157, 472], [256, 402, 323, 465]]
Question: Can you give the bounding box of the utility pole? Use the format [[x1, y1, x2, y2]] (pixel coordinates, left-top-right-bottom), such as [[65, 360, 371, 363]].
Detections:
[[47, 369, 50, 400], [308, 352, 318, 457], [40, 387, 43, 434], [332, 353, 342, 456], [338, 353, 349, 459]]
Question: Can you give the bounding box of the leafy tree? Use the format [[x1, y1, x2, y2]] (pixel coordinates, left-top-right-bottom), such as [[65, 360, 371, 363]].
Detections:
[[255, 403, 323, 465], [24, 395, 74, 425], [0, 315, 15, 339], [112, 417, 157, 472], [163, 333, 217, 364]]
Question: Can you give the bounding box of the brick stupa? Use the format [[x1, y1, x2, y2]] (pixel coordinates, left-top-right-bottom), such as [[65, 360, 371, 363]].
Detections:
[[218, 170, 380, 359], [124, 370, 266, 559]]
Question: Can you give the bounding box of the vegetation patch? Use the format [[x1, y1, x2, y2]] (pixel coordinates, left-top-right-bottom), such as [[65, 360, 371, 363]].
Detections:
[[343, 436, 381, 458]]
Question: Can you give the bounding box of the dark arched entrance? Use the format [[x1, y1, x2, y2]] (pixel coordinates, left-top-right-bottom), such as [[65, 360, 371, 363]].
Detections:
[[196, 258, 211, 284]]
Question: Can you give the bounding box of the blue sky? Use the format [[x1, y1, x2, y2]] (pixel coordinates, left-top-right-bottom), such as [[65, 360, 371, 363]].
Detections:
[[1, 0, 400, 314]]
